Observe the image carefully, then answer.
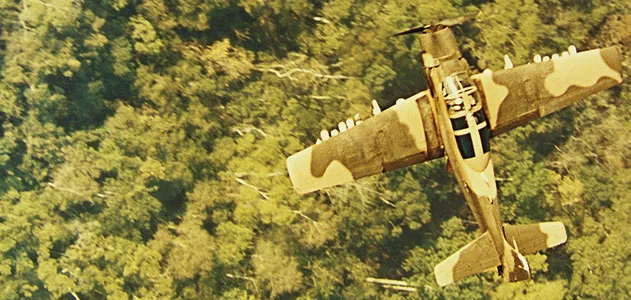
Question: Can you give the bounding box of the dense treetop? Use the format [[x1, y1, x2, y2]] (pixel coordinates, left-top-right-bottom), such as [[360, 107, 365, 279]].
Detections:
[[0, 0, 630, 298]]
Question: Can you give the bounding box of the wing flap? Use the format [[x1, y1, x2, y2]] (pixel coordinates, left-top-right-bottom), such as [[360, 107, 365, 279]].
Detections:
[[473, 47, 623, 135], [286, 91, 443, 194]]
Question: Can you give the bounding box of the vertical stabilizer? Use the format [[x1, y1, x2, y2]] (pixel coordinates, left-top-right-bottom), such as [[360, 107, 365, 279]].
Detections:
[[501, 240, 530, 282]]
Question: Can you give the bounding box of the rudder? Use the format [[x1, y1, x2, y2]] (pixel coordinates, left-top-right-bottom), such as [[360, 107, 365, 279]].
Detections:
[[501, 240, 530, 282]]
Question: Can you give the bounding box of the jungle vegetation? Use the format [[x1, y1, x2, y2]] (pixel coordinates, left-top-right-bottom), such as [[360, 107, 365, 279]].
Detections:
[[0, 0, 630, 298]]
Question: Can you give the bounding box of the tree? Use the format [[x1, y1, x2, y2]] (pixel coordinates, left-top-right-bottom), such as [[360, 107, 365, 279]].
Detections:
[[253, 239, 304, 298]]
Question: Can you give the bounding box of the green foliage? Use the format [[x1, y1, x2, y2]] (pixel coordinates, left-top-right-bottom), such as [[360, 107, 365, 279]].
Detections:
[[492, 279, 566, 300], [0, 0, 629, 298], [60, 234, 174, 298], [253, 240, 304, 298], [130, 15, 165, 56]]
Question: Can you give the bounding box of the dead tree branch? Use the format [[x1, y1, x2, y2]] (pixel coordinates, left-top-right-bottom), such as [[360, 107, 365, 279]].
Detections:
[[257, 66, 354, 81], [234, 178, 269, 200], [227, 273, 259, 292]]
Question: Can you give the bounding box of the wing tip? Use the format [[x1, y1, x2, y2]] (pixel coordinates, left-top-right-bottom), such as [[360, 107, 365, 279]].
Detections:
[[286, 147, 314, 195], [434, 264, 455, 287], [539, 221, 568, 248]]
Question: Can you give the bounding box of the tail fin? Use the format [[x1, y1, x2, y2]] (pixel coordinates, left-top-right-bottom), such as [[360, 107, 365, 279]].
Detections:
[[501, 240, 530, 282], [503, 222, 567, 255], [434, 231, 501, 286]]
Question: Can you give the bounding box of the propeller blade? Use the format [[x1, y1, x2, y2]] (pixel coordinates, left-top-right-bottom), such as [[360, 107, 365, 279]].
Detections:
[[435, 13, 479, 27], [392, 24, 431, 37], [392, 12, 479, 37]]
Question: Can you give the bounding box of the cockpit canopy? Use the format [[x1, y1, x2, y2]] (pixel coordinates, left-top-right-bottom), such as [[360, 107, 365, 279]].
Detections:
[[451, 109, 491, 159]]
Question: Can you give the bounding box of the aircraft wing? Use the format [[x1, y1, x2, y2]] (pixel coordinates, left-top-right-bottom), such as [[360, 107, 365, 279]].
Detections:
[[287, 91, 444, 194], [473, 46, 623, 136]]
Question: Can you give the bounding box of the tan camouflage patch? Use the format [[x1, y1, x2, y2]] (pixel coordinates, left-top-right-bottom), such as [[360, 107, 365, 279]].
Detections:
[[286, 147, 354, 195], [545, 49, 623, 97], [471, 69, 509, 130]]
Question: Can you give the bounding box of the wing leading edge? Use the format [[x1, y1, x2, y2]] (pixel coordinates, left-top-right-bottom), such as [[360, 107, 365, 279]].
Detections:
[[473, 46, 623, 136], [287, 91, 444, 194]]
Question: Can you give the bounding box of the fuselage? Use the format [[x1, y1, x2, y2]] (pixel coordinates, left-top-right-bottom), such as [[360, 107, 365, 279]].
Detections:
[[419, 27, 505, 256]]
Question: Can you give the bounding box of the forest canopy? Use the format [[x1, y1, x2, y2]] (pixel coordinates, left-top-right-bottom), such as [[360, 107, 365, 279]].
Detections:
[[0, 0, 630, 299]]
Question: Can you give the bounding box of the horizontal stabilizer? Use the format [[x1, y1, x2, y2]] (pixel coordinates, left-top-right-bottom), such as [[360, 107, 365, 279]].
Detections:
[[434, 231, 501, 286], [503, 222, 567, 255]]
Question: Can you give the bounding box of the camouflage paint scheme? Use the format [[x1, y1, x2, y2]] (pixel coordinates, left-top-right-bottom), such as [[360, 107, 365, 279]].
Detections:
[[286, 91, 443, 195], [286, 24, 623, 286], [474, 46, 623, 135]]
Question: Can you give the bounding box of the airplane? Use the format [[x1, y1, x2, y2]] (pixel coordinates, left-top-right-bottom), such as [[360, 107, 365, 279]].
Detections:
[[285, 15, 623, 286]]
